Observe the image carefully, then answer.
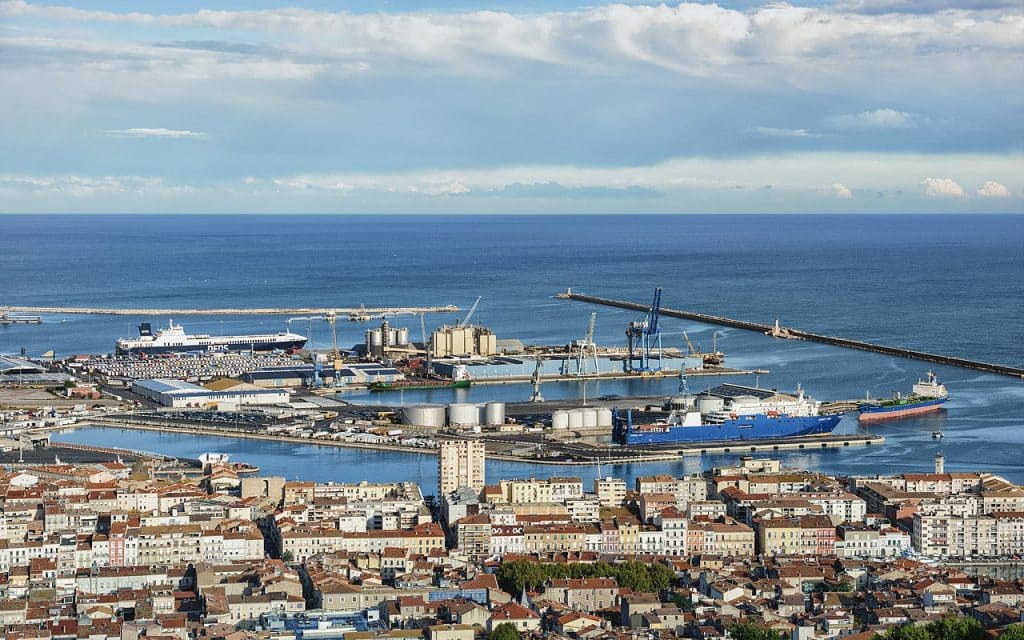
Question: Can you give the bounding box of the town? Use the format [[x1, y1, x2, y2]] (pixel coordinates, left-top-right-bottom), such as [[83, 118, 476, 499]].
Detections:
[[1, 440, 1022, 640]]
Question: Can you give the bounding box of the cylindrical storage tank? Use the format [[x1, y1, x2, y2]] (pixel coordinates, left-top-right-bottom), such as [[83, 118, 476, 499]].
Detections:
[[402, 404, 445, 427], [396, 328, 410, 346], [369, 329, 383, 346], [696, 395, 725, 413], [596, 408, 613, 428], [582, 408, 598, 429], [485, 402, 505, 426], [568, 409, 583, 429], [551, 410, 570, 430], [448, 403, 480, 427], [387, 329, 398, 345]]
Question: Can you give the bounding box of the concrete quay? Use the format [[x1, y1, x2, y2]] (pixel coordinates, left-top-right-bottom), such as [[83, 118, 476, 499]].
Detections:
[[3, 304, 460, 317], [560, 291, 1024, 379]]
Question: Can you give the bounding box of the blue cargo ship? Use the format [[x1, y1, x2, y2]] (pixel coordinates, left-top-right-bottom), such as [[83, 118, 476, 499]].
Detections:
[[613, 383, 841, 445]]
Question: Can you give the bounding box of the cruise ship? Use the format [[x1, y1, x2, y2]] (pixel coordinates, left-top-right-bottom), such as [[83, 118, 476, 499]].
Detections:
[[116, 320, 307, 356], [613, 383, 841, 445]]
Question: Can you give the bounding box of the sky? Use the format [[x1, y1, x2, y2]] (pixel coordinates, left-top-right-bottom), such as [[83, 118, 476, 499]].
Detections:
[[1, 0, 1022, 213]]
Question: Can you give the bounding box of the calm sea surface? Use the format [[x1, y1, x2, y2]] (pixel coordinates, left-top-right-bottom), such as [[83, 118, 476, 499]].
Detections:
[[3, 214, 1023, 484]]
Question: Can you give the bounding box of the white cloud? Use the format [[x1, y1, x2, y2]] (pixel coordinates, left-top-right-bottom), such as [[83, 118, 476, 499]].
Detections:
[[755, 127, 810, 137], [106, 128, 207, 139], [921, 177, 966, 198], [827, 108, 914, 129], [832, 183, 853, 199], [976, 180, 1011, 198]]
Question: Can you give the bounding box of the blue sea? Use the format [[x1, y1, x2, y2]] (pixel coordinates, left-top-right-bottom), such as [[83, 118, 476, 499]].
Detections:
[[3, 214, 1023, 484]]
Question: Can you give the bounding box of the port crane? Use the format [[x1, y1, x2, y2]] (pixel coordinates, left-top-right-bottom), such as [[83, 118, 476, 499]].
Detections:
[[573, 312, 600, 377], [682, 330, 725, 367], [625, 287, 663, 374], [286, 313, 342, 387], [458, 296, 482, 327], [529, 354, 545, 403]]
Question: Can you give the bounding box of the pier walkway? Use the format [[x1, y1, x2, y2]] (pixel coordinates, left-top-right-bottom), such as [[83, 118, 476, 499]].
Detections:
[[559, 291, 1024, 379], [4, 304, 459, 319]]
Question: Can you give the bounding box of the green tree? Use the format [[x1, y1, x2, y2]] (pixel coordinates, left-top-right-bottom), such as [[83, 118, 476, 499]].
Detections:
[[832, 580, 853, 592], [878, 624, 932, 640], [925, 616, 985, 640], [668, 592, 693, 611], [281, 550, 295, 562], [490, 623, 521, 640], [647, 562, 676, 591], [999, 624, 1024, 640], [496, 559, 546, 594], [728, 621, 783, 640]]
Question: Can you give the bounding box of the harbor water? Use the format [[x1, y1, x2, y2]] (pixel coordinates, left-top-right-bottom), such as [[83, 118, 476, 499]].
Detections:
[[3, 214, 1023, 484]]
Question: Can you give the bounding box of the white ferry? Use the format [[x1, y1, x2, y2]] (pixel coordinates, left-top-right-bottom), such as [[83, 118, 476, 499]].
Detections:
[[115, 320, 306, 356]]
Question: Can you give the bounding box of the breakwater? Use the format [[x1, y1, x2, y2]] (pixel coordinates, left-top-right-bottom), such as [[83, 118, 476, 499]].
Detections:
[[560, 291, 1024, 379]]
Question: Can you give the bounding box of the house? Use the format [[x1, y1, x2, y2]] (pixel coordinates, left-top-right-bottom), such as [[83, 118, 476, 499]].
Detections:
[[488, 602, 541, 633]]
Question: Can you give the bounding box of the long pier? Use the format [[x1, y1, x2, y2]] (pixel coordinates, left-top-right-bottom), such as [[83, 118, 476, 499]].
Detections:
[[3, 305, 459, 319], [559, 291, 1024, 379]]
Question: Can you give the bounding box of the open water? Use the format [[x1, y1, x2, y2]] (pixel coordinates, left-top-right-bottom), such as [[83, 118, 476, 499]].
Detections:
[[3, 214, 1023, 485]]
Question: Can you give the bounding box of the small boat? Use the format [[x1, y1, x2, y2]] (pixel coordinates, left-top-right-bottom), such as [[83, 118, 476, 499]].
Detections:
[[932, 431, 944, 439]]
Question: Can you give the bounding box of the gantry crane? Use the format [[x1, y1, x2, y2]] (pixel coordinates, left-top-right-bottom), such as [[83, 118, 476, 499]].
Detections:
[[573, 312, 599, 376], [625, 287, 663, 374]]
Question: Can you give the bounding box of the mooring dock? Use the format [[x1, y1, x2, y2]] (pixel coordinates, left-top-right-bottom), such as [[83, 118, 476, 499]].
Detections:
[[3, 304, 460, 319], [558, 290, 1024, 379]]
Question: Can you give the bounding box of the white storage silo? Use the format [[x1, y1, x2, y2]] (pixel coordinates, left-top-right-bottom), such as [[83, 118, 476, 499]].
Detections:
[[369, 328, 383, 347], [596, 408, 613, 428], [448, 403, 480, 427], [582, 408, 598, 429], [485, 402, 505, 426], [551, 410, 570, 429], [396, 328, 410, 346], [568, 409, 583, 429], [697, 395, 725, 413], [402, 404, 446, 428]]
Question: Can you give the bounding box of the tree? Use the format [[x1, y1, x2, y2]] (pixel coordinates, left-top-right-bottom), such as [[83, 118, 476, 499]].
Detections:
[[878, 624, 932, 640], [490, 622, 521, 640], [925, 616, 985, 640], [728, 621, 783, 640], [1000, 624, 1024, 640], [281, 550, 295, 562]]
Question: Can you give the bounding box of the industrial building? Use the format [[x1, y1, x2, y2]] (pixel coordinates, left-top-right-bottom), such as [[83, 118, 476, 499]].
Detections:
[[430, 355, 694, 380], [430, 325, 497, 358], [0, 356, 74, 387], [437, 440, 486, 496], [241, 362, 404, 388], [131, 378, 289, 409]]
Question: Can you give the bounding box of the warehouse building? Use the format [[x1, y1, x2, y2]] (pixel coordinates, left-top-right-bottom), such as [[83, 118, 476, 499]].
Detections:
[[131, 378, 289, 409], [0, 356, 74, 387]]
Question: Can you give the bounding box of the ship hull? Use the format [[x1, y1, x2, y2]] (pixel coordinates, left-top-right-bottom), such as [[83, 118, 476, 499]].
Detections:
[[116, 338, 307, 356], [614, 413, 841, 445], [858, 397, 947, 422], [369, 379, 471, 391]]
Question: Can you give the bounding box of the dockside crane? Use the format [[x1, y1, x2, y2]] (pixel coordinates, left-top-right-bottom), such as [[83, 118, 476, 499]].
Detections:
[[529, 354, 545, 403], [574, 312, 599, 376], [458, 296, 482, 327], [625, 287, 663, 374]]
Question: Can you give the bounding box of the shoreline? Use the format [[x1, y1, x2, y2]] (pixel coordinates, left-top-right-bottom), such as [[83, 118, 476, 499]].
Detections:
[[48, 418, 883, 467]]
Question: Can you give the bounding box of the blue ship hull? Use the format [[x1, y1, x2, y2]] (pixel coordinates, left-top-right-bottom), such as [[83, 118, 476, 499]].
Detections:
[[613, 410, 841, 445]]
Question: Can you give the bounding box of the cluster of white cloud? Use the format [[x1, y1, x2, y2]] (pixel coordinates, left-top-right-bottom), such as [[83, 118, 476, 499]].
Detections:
[[1, 0, 1021, 79], [106, 128, 207, 139], [827, 108, 915, 130], [920, 178, 1014, 199]]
